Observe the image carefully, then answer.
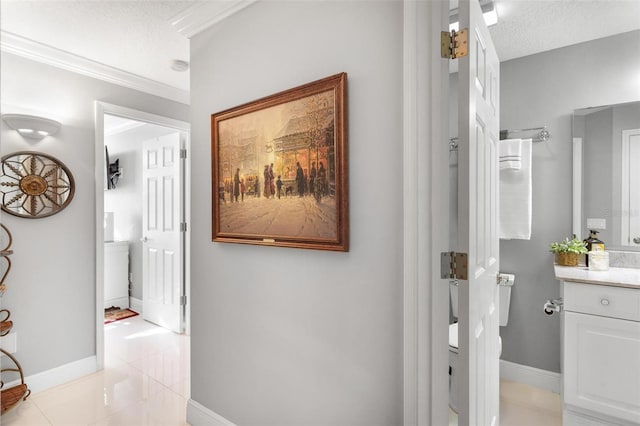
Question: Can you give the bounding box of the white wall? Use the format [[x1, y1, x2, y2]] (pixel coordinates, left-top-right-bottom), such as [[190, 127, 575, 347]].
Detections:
[[189, 1, 404, 424], [104, 135, 143, 300], [0, 51, 189, 376], [499, 30, 640, 373]]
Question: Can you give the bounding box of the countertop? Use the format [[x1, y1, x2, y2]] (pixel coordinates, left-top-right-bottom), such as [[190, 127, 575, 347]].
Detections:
[[554, 264, 640, 289]]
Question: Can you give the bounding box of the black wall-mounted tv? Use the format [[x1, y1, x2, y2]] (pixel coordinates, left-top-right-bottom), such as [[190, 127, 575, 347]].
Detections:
[[105, 146, 121, 190]]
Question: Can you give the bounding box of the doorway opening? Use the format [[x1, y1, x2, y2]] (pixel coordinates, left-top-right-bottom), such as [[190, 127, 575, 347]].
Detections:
[[94, 102, 190, 370]]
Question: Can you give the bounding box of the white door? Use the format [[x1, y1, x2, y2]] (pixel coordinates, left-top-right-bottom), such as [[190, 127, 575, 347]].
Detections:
[[622, 129, 640, 246], [142, 132, 184, 333], [457, 0, 501, 424]]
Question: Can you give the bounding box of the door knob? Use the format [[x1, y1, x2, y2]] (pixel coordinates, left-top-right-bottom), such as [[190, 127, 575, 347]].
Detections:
[[140, 236, 148, 243], [633, 237, 640, 244]]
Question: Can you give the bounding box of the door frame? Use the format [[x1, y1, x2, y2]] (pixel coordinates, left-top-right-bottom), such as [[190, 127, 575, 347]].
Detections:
[[621, 128, 640, 246], [94, 101, 191, 370], [402, 1, 450, 425]]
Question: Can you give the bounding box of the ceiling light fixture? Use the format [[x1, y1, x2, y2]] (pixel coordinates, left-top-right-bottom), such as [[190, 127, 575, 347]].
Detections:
[[1, 114, 61, 140], [171, 59, 189, 72], [450, 1, 499, 32]]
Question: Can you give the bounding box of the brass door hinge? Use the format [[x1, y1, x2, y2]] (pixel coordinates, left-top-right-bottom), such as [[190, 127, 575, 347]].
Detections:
[[441, 28, 468, 59], [441, 252, 468, 280]]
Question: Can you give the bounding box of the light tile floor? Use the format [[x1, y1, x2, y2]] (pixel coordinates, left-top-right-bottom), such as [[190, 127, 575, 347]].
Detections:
[[449, 379, 562, 426], [4, 316, 561, 426], [2, 315, 190, 426]]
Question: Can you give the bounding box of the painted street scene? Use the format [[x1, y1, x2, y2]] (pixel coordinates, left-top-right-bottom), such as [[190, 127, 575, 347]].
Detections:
[[216, 89, 338, 240], [218, 195, 337, 239]]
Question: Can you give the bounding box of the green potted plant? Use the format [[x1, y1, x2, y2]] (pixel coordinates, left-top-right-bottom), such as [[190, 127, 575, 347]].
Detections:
[[549, 236, 588, 266]]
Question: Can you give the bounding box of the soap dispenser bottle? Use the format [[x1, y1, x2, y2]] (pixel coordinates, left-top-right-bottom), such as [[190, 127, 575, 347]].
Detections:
[[584, 230, 605, 266]]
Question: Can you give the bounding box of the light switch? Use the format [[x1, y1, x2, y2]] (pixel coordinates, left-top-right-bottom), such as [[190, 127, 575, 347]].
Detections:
[[586, 218, 606, 229]]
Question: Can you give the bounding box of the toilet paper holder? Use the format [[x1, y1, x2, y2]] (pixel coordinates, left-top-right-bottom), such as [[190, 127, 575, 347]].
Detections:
[[543, 298, 563, 316]]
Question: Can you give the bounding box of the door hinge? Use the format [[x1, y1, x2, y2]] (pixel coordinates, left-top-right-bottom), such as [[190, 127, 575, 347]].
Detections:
[[441, 252, 468, 280], [180, 222, 187, 232], [180, 295, 187, 306], [441, 28, 468, 59], [180, 148, 187, 159]]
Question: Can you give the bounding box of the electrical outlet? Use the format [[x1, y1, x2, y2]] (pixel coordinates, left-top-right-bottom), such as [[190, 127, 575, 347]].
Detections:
[[586, 218, 606, 229]]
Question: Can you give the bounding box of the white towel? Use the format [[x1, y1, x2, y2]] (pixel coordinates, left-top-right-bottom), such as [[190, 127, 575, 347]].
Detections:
[[500, 138, 532, 240], [499, 138, 522, 170]]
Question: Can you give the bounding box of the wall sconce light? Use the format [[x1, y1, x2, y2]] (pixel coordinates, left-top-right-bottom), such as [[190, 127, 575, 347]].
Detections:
[[1, 114, 61, 140]]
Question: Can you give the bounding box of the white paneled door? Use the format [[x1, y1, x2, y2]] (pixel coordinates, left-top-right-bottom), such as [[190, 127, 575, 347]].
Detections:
[[142, 132, 185, 333], [457, 0, 501, 424]]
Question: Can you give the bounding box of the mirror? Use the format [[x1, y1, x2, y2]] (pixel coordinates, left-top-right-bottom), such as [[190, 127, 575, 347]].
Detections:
[[0, 151, 75, 219], [573, 101, 640, 251]]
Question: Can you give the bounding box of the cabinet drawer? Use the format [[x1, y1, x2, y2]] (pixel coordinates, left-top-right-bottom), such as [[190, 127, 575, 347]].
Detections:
[[564, 282, 640, 321]]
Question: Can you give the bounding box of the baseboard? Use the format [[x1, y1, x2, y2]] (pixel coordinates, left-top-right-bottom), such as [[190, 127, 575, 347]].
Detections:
[[130, 297, 143, 315], [3, 355, 97, 394], [105, 296, 129, 310], [500, 359, 561, 394], [187, 399, 237, 426]]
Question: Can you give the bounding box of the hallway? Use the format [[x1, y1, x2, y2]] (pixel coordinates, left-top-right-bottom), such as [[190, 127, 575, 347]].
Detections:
[[2, 316, 190, 425], [2, 315, 561, 425]]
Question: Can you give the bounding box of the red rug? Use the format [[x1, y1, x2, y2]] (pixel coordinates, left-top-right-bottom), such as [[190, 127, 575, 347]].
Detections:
[[104, 307, 139, 324]]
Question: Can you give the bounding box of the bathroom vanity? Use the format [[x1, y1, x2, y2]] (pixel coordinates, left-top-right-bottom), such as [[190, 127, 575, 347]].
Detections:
[[555, 265, 640, 426], [104, 241, 130, 309]]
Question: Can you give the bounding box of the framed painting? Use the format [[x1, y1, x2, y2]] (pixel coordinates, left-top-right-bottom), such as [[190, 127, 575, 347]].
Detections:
[[211, 73, 349, 251]]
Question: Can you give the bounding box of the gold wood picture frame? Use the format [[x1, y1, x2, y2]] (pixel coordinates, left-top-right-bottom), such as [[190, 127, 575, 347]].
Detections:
[[212, 73, 348, 251]]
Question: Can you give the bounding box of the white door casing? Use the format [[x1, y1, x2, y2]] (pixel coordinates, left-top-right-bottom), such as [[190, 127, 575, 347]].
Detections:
[[621, 129, 640, 246], [142, 132, 184, 333], [457, 0, 501, 425]]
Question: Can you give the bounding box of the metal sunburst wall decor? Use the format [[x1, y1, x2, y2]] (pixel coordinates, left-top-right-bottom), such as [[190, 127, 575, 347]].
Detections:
[[0, 151, 75, 219]]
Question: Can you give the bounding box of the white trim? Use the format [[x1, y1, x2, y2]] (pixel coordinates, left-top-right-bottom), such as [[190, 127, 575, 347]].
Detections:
[[403, 1, 449, 425], [105, 296, 129, 310], [95, 102, 191, 371], [5, 356, 98, 394], [403, 2, 419, 423], [0, 31, 189, 105], [621, 129, 640, 246], [95, 103, 106, 370], [500, 359, 561, 394], [169, 0, 258, 39], [130, 297, 143, 315], [572, 138, 583, 238], [187, 400, 238, 426]]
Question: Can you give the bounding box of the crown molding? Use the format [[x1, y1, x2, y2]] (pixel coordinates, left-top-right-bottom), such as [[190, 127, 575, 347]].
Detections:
[[169, 0, 259, 38], [0, 31, 190, 105]]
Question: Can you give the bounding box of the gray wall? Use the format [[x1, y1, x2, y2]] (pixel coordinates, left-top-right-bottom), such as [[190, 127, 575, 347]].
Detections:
[[499, 30, 640, 373], [189, 1, 403, 425], [0, 51, 188, 376]]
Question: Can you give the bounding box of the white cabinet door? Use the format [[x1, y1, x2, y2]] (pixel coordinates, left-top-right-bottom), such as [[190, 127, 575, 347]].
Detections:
[[564, 311, 640, 424], [104, 241, 129, 309]]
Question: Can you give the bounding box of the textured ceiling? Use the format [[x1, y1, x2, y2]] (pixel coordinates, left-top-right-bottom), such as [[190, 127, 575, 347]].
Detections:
[[0, 0, 196, 91], [1, 0, 639, 96], [492, 0, 640, 62]]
